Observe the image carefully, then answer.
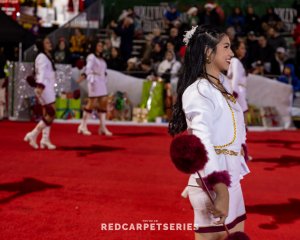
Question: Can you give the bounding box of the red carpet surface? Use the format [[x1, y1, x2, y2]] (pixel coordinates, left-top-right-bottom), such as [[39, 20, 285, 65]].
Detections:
[[0, 121, 300, 240]]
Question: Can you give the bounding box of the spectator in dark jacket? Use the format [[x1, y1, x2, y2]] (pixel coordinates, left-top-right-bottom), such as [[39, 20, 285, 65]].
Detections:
[[198, 3, 221, 26], [54, 38, 70, 64], [151, 27, 165, 47], [245, 31, 259, 69], [261, 7, 282, 31], [267, 27, 287, 51], [113, 17, 135, 62], [270, 47, 287, 76], [227, 7, 245, 35], [168, 27, 182, 53], [134, 59, 154, 79], [277, 64, 300, 92], [244, 6, 261, 34], [163, 3, 181, 28], [255, 35, 275, 70], [107, 47, 125, 71], [150, 43, 165, 64]]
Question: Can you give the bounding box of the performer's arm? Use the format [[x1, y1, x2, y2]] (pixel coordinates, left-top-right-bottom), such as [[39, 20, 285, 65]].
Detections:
[[85, 54, 95, 83], [182, 82, 227, 178], [35, 54, 48, 90], [210, 183, 229, 224]]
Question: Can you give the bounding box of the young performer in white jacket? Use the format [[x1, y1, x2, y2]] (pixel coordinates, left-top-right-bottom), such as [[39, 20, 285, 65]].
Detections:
[[227, 40, 248, 117], [157, 50, 182, 102], [169, 25, 250, 240], [77, 40, 112, 136], [24, 37, 57, 150]]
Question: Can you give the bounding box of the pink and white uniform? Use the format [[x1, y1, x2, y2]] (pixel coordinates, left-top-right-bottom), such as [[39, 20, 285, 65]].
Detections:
[[85, 53, 108, 98], [182, 77, 250, 233], [227, 57, 248, 112], [35, 53, 56, 105]]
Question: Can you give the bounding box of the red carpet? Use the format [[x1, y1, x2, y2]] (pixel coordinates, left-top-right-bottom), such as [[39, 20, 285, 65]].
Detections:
[[0, 121, 299, 240]]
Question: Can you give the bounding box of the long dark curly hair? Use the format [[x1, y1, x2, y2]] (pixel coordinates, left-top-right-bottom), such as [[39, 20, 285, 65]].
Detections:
[[231, 39, 248, 74], [35, 37, 56, 71], [90, 40, 104, 59], [168, 25, 232, 136]]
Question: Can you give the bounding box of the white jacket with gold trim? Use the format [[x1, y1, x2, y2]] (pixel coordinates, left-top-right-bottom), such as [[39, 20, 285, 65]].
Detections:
[[182, 77, 250, 187]]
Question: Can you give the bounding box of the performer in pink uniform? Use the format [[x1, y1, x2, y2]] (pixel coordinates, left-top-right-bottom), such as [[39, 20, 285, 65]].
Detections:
[[169, 25, 250, 240], [227, 40, 248, 120], [77, 40, 112, 136], [24, 37, 57, 150]]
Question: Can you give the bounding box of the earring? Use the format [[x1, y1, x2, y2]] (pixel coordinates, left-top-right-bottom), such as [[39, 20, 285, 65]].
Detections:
[[206, 57, 211, 64]]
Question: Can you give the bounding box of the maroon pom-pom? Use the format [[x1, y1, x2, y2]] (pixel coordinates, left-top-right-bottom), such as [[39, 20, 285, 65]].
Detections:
[[225, 232, 250, 240], [233, 91, 239, 98], [203, 171, 231, 190], [36, 83, 45, 90], [44, 105, 55, 117], [76, 59, 85, 69], [73, 89, 81, 99], [170, 134, 208, 174], [26, 75, 36, 88]]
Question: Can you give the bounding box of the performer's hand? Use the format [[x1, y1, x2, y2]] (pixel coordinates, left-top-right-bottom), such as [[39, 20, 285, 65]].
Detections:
[[209, 183, 229, 225], [34, 87, 43, 97], [77, 73, 86, 83]]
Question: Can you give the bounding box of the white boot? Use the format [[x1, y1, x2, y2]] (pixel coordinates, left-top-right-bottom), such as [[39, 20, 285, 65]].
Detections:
[[78, 110, 92, 135], [40, 126, 56, 150], [24, 120, 46, 149], [99, 112, 112, 136]]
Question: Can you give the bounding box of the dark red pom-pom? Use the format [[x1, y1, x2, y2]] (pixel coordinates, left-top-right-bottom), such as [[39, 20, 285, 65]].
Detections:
[[44, 105, 55, 117], [225, 231, 250, 240], [26, 75, 36, 88], [233, 91, 239, 99], [36, 83, 45, 90], [170, 135, 208, 174], [73, 89, 81, 99], [203, 171, 231, 190], [76, 59, 85, 69]]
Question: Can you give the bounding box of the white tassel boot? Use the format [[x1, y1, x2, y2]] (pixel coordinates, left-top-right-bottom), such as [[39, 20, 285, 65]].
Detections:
[[99, 112, 112, 136], [78, 110, 92, 135], [40, 126, 56, 150], [24, 120, 46, 149]]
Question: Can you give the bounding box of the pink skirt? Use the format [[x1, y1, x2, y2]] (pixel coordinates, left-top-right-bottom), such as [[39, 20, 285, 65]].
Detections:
[[187, 181, 246, 233], [38, 87, 56, 105], [87, 78, 108, 98]]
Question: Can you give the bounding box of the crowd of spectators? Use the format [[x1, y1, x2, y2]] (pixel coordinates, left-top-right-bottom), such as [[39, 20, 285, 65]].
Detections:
[[29, 2, 300, 94]]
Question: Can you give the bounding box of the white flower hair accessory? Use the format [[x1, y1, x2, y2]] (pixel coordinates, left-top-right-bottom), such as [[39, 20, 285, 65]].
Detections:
[[183, 25, 198, 46]]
